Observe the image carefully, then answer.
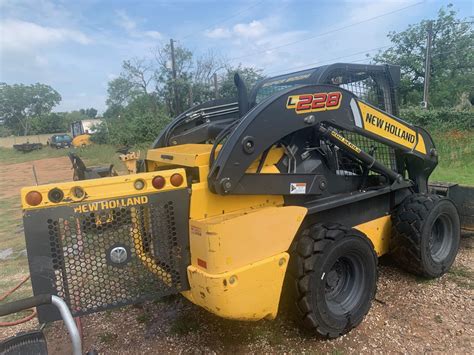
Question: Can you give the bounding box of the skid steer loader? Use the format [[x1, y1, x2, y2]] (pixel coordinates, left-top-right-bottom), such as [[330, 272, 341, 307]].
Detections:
[[3, 63, 462, 349]]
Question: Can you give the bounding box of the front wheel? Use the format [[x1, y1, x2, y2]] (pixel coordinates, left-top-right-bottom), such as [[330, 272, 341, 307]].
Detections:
[[391, 193, 460, 278], [288, 224, 377, 338]]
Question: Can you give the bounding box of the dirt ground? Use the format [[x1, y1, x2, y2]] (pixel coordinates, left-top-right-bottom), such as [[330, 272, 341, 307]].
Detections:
[[1, 156, 473, 354]]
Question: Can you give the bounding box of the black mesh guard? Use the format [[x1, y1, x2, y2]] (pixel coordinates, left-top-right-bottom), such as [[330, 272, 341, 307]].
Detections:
[[23, 189, 190, 323]]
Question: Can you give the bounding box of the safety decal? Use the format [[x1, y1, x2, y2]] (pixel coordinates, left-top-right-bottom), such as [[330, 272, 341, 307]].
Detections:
[[290, 183, 306, 194], [286, 92, 342, 114], [330, 131, 362, 153]]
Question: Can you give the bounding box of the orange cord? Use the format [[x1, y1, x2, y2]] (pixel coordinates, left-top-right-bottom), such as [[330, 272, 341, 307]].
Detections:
[[0, 275, 37, 327]]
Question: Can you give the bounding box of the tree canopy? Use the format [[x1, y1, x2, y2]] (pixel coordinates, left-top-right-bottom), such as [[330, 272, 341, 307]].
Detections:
[[373, 4, 473, 107], [0, 83, 61, 135]]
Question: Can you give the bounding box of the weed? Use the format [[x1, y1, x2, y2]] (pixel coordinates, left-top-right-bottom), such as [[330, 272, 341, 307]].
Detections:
[[448, 266, 473, 279], [434, 315, 443, 323], [98, 332, 118, 344], [415, 276, 436, 285], [170, 313, 200, 335], [447, 266, 473, 289], [136, 312, 152, 324]]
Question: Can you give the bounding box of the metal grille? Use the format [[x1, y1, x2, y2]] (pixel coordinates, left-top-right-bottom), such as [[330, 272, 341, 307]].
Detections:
[[255, 84, 298, 104], [325, 70, 396, 114], [336, 130, 397, 176], [24, 191, 190, 322]]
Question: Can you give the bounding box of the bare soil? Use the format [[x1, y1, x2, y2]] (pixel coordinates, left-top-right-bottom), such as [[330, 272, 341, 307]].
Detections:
[[0, 156, 472, 354], [0, 156, 72, 199]]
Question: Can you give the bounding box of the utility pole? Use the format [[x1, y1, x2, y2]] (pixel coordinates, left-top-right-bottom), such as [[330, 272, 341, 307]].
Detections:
[[213, 72, 219, 99], [422, 21, 433, 109], [170, 38, 179, 114], [188, 84, 193, 107]]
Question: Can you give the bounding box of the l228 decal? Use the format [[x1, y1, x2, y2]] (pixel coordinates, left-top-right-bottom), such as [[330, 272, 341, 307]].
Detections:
[[286, 92, 342, 114]]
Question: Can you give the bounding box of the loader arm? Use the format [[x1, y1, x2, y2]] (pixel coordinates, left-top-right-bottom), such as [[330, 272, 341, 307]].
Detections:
[[208, 84, 437, 195]]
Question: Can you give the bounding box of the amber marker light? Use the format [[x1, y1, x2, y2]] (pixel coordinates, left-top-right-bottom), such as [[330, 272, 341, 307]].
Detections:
[[152, 175, 166, 189], [170, 173, 184, 187], [25, 191, 42, 206]]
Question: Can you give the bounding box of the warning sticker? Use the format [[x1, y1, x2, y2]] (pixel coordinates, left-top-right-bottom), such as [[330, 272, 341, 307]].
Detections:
[[290, 183, 306, 194], [191, 225, 202, 236]]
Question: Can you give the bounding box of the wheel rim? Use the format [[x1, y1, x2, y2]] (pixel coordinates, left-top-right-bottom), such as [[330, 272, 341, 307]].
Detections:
[[429, 213, 453, 263], [324, 254, 365, 316]]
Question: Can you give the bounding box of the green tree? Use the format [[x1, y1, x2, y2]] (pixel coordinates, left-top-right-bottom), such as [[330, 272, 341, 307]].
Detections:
[[0, 83, 61, 135], [30, 112, 68, 134], [154, 44, 194, 116], [79, 108, 98, 118], [107, 95, 170, 145], [373, 4, 473, 107], [219, 65, 264, 99]]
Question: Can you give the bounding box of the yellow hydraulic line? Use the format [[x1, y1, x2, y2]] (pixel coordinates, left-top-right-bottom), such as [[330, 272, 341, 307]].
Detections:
[[130, 207, 173, 287]]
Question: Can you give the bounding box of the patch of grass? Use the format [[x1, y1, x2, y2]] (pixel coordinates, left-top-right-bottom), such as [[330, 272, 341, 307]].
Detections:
[[0, 197, 24, 253], [0, 146, 67, 165], [447, 266, 473, 290], [434, 314, 443, 323], [0, 144, 130, 173], [415, 275, 436, 285], [76, 144, 125, 173], [252, 326, 284, 346], [98, 332, 118, 344], [136, 312, 152, 324], [430, 130, 474, 186], [170, 313, 200, 335]]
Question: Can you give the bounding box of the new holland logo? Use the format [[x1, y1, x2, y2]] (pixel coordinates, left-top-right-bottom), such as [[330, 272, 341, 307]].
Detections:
[[73, 196, 149, 213], [286, 92, 342, 114]]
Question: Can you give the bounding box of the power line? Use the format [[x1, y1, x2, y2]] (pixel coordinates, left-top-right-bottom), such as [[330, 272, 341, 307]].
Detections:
[[227, 1, 424, 62], [179, 0, 265, 41], [263, 46, 473, 78], [264, 45, 391, 76]]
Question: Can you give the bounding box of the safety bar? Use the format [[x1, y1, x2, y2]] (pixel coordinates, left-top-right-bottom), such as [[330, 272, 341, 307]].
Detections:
[[0, 294, 82, 355]]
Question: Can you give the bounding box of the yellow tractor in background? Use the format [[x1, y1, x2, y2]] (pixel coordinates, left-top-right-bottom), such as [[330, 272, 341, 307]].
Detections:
[[70, 119, 104, 148]]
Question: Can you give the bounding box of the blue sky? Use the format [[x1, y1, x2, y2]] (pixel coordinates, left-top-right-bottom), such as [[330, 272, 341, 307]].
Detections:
[[0, 0, 472, 113]]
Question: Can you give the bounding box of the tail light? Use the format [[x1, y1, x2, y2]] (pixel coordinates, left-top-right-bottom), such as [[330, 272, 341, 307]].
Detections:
[[170, 173, 184, 187], [25, 191, 42, 206], [152, 176, 166, 189]]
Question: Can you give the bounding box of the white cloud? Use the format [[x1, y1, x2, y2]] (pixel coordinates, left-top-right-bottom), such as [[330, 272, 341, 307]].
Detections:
[[206, 20, 267, 40], [205, 27, 232, 39], [116, 9, 137, 32], [348, 0, 415, 22], [233, 20, 267, 38], [115, 10, 162, 40], [143, 30, 162, 40], [0, 19, 91, 52]]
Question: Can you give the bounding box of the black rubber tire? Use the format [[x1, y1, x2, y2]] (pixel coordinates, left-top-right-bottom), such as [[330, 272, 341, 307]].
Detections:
[[391, 193, 460, 278], [288, 223, 377, 338]]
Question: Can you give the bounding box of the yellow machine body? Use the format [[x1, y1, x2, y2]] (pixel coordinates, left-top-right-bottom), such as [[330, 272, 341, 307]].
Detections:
[[71, 134, 92, 148], [21, 143, 393, 321]]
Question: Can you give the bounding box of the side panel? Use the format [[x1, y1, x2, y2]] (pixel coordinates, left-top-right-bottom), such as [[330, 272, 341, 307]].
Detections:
[[183, 253, 289, 320], [354, 215, 391, 256], [189, 206, 307, 273]]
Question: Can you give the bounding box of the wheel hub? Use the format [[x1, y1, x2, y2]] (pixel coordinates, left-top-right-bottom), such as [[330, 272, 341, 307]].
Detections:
[[324, 255, 365, 316], [429, 213, 453, 263]]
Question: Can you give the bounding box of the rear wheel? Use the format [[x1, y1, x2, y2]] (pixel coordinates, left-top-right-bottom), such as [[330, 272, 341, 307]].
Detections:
[[391, 193, 460, 278], [288, 224, 377, 338]]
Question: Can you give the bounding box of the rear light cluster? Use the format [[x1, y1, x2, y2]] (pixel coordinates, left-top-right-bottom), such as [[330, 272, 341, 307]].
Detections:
[[151, 173, 184, 189], [25, 173, 184, 206]]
